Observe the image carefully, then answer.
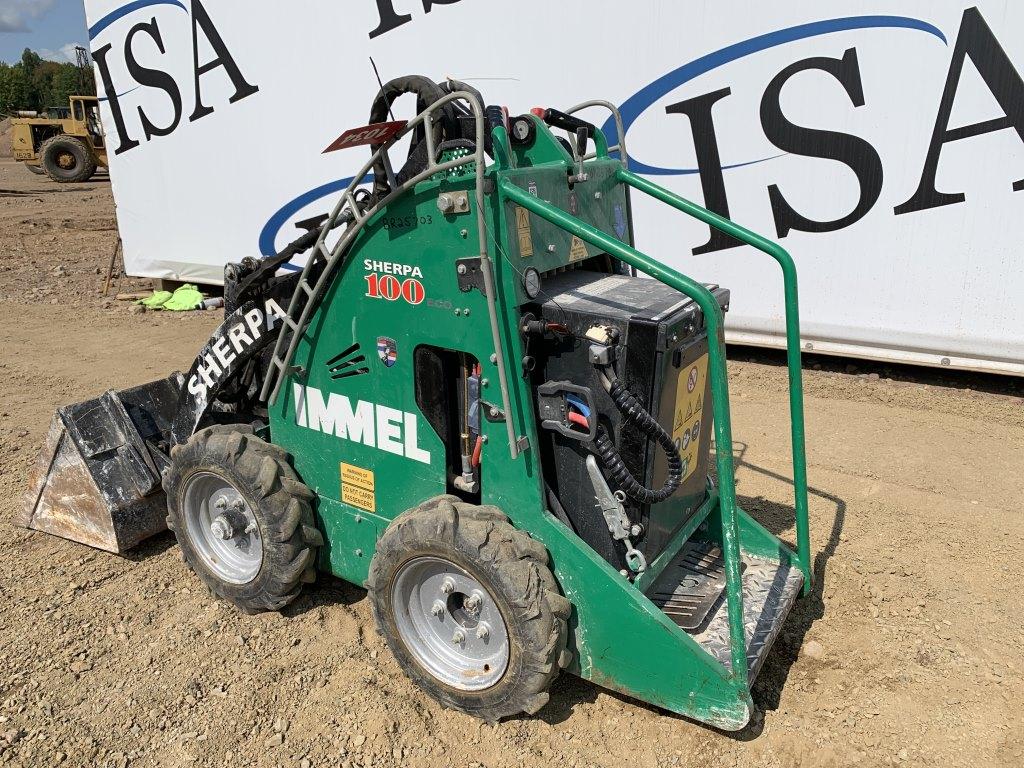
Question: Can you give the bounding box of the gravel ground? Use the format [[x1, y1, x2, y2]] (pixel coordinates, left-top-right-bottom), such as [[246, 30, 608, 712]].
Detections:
[[0, 157, 1022, 768]]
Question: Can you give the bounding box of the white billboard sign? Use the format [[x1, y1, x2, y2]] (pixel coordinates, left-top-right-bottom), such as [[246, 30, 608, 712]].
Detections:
[[83, 1, 1024, 374]]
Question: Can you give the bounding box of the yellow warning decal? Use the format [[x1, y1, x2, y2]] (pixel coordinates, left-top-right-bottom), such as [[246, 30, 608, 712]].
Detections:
[[672, 353, 708, 483], [515, 206, 533, 257], [340, 462, 375, 513], [569, 235, 589, 262]]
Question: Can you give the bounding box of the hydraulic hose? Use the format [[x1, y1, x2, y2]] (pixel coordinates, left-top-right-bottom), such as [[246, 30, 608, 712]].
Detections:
[[593, 376, 683, 505]]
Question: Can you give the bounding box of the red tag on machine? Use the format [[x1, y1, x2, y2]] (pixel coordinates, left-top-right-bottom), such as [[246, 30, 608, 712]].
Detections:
[[323, 120, 407, 153]]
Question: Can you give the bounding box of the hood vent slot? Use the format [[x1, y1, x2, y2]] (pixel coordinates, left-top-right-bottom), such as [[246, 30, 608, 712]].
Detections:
[[326, 344, 369, 379]]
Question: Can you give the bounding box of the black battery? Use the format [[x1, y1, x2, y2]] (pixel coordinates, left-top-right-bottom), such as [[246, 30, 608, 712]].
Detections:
[[531, 270, 730, 569]]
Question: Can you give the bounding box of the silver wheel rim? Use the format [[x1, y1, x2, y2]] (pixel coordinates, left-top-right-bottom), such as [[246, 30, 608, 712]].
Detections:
[[181, 471, 263, 585], [392, 557, 510, 691]]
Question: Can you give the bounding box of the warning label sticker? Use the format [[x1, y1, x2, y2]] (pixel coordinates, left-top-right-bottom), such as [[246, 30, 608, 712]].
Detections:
[[341, 462, 375, 512], [515, 207, 533, 258], [569, 235, 589, 262], [672, 353, 708, 484]]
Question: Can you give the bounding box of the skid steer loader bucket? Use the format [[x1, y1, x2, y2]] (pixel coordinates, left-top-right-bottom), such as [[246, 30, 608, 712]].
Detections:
[[17, 374, 183, 553]]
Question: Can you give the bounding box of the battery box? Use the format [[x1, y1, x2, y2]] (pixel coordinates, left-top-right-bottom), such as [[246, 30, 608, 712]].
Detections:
[[531, 270, 730, 569]]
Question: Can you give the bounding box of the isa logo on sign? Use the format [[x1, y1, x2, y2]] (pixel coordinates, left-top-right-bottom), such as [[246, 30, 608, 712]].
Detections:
[[377, 336, 398, 368]]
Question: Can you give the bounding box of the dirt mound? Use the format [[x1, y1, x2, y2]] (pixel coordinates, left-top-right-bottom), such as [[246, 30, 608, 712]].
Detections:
[[0, 156, 1021, 768]]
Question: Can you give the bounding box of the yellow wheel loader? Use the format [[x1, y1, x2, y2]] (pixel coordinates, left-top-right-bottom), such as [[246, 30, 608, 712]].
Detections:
[[10, 96, 108, 183]]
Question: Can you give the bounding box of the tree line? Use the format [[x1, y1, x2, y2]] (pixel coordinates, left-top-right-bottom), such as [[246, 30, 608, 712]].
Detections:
[[0, 49, 96, 117]]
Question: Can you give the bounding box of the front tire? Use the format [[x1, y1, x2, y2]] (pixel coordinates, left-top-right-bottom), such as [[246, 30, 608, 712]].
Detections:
[[164, 426, 322, 613], [40, 135, 97, 183], [25, 163, 45, 176], [368, 497, 572, 722]]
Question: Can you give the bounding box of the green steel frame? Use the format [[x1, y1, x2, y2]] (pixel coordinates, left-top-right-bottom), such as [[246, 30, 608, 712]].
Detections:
[[616, 170, 812, 599], [494, 116, 812, 697]]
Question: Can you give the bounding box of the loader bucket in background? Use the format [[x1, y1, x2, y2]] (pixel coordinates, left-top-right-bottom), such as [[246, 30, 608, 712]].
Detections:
[[17, 374, 184, 554]]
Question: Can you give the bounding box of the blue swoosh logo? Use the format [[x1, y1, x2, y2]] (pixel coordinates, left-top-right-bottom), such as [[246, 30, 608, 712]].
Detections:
[[259, 173, 375, 258], [603, 14, 947, 175], [89, 0, 187, 39], [98, 85, 140, 102], [260, 14, 947, 256]]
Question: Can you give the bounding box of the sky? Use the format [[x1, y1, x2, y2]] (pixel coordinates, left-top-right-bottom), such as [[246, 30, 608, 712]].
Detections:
[[0, 0, 90, 64]]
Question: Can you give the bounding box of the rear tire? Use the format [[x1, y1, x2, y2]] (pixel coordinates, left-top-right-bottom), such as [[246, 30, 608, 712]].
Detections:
[[368, 496, 572, 722], [25, 164, 45, 176], [163, 426, 323, 613], [40, 135, 97, 183]]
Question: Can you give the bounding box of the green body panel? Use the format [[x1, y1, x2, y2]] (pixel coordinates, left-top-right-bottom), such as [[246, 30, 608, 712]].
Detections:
[[317, 499, 383, 579], [264, 115, 810, 729], [500, 163, 629, 272], [269, 173, 494, 585]]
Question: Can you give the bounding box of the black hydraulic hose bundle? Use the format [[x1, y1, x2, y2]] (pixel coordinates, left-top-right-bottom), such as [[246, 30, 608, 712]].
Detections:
[[367, 76, 490, 199], [593, 376, 683, 505]]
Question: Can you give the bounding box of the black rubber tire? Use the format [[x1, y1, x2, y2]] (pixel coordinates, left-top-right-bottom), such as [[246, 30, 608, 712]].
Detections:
[[163, 425, 323, 613], [25, 164, 45, 176], [368, 496, 572, 722], [39, 135, 97, 183]]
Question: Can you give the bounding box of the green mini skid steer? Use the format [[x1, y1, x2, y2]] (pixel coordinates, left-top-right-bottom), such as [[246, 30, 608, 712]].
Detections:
[[19, 77, 812, 729]]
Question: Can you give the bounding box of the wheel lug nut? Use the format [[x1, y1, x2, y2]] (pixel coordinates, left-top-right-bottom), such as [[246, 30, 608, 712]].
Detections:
[[475, 623, 489, 640], [210, 514, 235, 540], [465, 592, 482, 612], [452, 629, 466, 644], [440, 577, 455, 595], [213, 496, 228, 510], [430, 600, 445, 617]]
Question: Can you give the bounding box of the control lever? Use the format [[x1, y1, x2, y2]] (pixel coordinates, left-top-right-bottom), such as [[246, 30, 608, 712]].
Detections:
[[540, 108, 596, 138], [572, 126, 590, 182], [537, 108, 595, 183]]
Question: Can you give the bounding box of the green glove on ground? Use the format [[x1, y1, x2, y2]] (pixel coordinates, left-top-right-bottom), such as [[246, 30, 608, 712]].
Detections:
[[161, 284, 205, 311], [136, 284, 205, 311], [138, 290, 172, 308]]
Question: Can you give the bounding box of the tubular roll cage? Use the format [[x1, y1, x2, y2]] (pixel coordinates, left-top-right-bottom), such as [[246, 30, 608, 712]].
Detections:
[[261, 94, 811, 692]]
